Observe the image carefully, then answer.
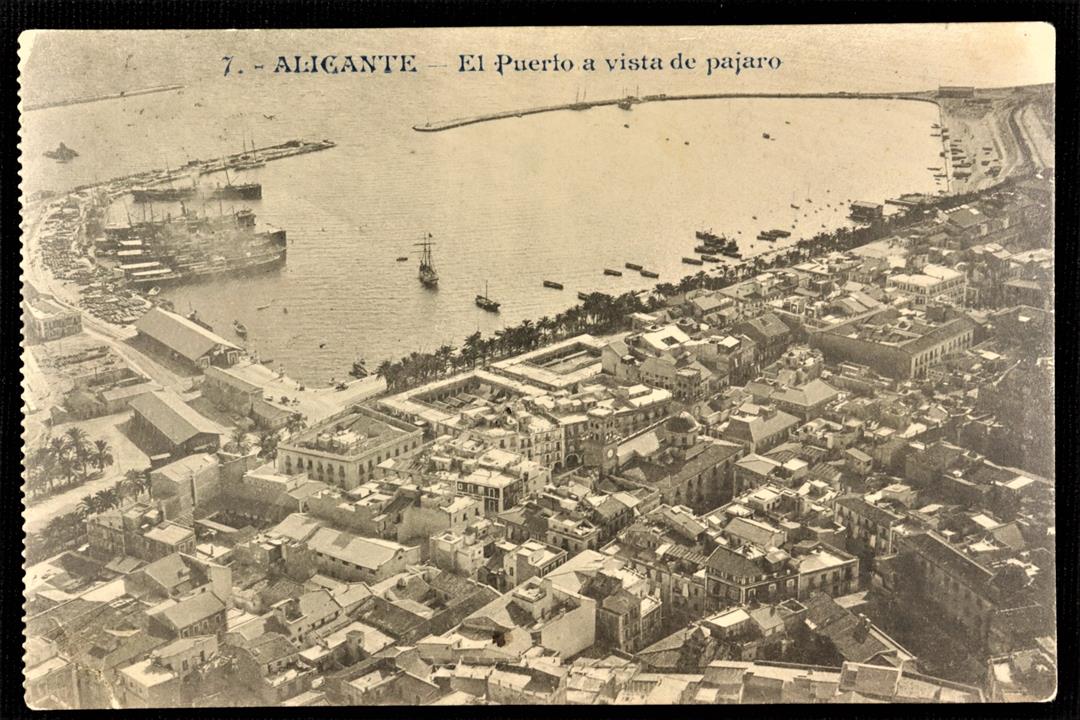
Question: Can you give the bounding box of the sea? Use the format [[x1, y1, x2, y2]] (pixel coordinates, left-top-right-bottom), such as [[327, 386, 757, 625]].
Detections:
[[20, 28, 1052, 384]]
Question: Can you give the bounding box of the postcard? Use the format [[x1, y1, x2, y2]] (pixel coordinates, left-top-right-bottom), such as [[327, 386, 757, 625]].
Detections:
[[20, 25, 1055, 707]]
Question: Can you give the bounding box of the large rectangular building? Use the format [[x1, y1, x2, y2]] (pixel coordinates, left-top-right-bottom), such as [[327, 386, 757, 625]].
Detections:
[[23, 294, 82, 343], [135, 307, 241, 370], [810, 308, 975, 379], [129, 390, 227, 457], [276, 405, 423, 490]]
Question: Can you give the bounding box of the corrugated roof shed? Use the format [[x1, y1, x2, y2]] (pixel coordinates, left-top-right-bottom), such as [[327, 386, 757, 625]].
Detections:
[[129, 391, 226, 445], [136, 307, 239, 362]]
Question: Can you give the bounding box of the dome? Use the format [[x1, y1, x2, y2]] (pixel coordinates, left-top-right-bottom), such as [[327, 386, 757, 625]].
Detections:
[[665, 412, 699, 434]]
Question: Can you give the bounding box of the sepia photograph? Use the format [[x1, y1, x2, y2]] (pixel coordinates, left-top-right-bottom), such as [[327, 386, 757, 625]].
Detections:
[[19, 24, 1056, 707]]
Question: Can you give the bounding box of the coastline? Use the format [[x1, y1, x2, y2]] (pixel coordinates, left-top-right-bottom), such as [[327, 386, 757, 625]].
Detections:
[[21, 85, 1050, 391]]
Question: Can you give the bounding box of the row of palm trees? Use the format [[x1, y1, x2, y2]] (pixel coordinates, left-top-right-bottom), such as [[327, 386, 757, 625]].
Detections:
[[367, 186, 989, 395], [26, 467, 153, 566], [372, 291, 650, 392], [25, 427, 116, 502], [75, 467, 153, 516]]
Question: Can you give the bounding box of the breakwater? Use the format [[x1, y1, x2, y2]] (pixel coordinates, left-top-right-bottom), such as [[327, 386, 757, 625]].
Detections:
[[413, 90, 939, 132], [23, 84, 186, 112]]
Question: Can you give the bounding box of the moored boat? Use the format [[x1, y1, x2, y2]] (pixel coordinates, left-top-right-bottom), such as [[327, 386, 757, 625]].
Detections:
[[543, 280, 564, 290], [349, 358, 369, 379], [475, 282, 500, 312], [604, 268, 622, 277], [640, 269, 659, 279], [625, 262, 643, 271], [682, 257, 703, 266], [233, 320, 248, 338], [415, 234, 438, 288]]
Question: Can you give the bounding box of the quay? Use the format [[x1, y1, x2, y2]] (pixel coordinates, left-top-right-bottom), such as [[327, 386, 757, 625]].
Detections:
[[70, 139, 337, 196], [412, 90, 941, 133]]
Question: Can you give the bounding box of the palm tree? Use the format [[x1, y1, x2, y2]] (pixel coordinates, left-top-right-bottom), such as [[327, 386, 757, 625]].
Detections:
[[56, 453, 79, 489], [258, 430, 279, 459], [64, 427, 91, 479], [120, 468, 150, 501], [517, 319, 539, 351], [375, 359, 395, 387], [47, 436, 68, 463], [77, 494, 100, 517], [463, 331, 483, 368], [26, 466, 49, 499], [94, 487, 120, 511], [92, 439, 114, 472], [435, 344, 455, 375], [229, 426, 249, 453]]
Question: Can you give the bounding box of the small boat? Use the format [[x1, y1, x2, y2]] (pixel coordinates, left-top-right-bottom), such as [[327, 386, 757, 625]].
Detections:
[[349, 358, 369, 379], [701, 255, 720, 262], [578, 291, 590, 301], [625, 262, 643, 271], [790, 204, 800, 210], [283, 307, 288, 314], [762, 133, 770, 139], [623, 124, 630, 129], [682, 257, 703, 266], [475, 282, 500, 312], [806, 198, 812, 203], [396, 256, 408, 262], [640, 269, 659, 279], [604, 269, 623, 277], [543, 280, 564, 290], [256, 303, 271, 311], [233, 320, 248, 338], [683, 141, 690, 146], [784, 120, 791, 125], [146, 286, 161, 297]]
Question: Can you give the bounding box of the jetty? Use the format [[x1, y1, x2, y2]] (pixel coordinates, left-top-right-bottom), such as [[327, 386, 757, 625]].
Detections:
[[23, 84, 185, 112], [412, 90, 943, 133]]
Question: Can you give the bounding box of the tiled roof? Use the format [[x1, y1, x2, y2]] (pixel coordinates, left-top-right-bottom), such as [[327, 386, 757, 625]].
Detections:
[[705, 545, 767, 580], [903, 532, 995, 593], [246, 632, 298, 666], [152, 591, 225, 631]]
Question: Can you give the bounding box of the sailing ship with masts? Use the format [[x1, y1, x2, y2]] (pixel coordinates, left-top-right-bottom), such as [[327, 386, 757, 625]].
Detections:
[[570, 88, 591, 111], [131, 160, 198, 203], [475, 281, 500, 312], [235, 134, 265, 170], [416, 234, 439, 288], [210, 163, 262, 200]]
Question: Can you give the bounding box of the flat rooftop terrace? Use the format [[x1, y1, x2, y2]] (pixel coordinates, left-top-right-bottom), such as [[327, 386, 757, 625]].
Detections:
[[286, 406, 417, 457], [490, 335, 604, 390]]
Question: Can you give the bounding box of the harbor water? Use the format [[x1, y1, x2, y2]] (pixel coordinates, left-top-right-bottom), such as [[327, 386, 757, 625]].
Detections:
[[25, 73, 948, 384]]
